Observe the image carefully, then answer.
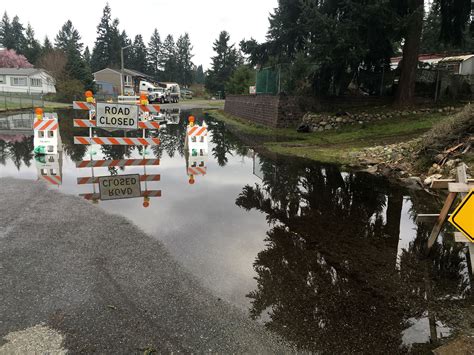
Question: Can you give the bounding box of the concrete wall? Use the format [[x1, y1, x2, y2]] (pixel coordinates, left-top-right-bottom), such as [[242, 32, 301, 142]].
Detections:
[[224, 95, 281, 127]]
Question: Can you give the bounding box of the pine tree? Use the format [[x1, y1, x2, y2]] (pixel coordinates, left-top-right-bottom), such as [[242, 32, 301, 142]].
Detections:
[[10, 15, 26, 54], [55, 20, 94, 90], [83, 46, 91, 66], [91, 3, 122, 71], [148, 28, 162, 78], [195, 65, 205, 84], [205, 31, 240, 94], [43, 36, 53, 52], [129, 34, 148, 73], [23, 23, 42, 64], [120, 30, 132, 68], [0, 12, 12, 49], [161, 34, 177, 81], [176, 33, 194, 86]]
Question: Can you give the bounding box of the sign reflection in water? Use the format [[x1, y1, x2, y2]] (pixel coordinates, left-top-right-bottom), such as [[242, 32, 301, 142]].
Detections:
[[0, 108, 472, 353]]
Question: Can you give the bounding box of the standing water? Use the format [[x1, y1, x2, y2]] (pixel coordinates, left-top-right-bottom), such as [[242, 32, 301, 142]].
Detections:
[[0, 109, 472, 353]]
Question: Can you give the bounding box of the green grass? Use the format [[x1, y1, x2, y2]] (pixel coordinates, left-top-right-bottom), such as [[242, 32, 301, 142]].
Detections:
[[0, 99, 70, 112], [208, 109, 448, 165]]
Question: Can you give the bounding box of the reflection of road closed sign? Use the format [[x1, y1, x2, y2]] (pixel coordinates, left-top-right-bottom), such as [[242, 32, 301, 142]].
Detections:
[[449, 189, 474, 242], [99, 174, 141, 200], [96, 103, 139, 129]]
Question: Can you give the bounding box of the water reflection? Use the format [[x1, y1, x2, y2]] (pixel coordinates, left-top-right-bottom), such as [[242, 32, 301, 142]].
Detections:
[[236, 157, 472, 353], [0, 109, 472, 353]]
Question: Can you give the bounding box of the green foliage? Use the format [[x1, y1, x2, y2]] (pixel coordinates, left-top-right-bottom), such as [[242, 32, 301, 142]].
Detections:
[[55, 20, 94, 92], [147, 28, 162, 78], [225, 65, 255, 94], [161, 35, 177, 82], [194, 65, 205, 84], [421, 1, 474, 53], [0, 12, 27, 54], [176, 33, 194, 86], [129, 34, 148, 73], [205, 31, 242, 95], [23, 24, 41, 64], [90, 4, 122, 71], [55, 78, 86, 102]]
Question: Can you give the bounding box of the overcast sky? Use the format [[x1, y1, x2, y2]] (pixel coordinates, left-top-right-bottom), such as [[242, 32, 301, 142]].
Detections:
[[2, 0, 278, 70]]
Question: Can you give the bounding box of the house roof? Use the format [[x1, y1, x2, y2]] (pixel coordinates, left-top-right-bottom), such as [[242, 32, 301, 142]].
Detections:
[[0, 68, 41, 75], [439, 54, 474, 63]]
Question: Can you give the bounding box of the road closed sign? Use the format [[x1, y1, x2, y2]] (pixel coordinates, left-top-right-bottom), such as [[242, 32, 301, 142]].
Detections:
[[98, 174, 141, 201], [96, 103, 139, 130]]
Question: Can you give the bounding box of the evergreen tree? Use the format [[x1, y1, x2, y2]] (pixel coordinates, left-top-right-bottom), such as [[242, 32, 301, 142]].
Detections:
[[205, 31, 240, 94], [55, 20, 94, 90], [0, 12, 12, 49], [226, 65, 255, 94], [148, 28, 162, 78], [161, 34, 177, 81], [83, 46, 91, 66], [176, 33, 194, 86], [120, 30, 132, 68], [10, 15, 26, 54], [23, 23, 42, 64], [393, 0, 471, 104], [195, 65, 205, 84], [43, 36, 53, 53], [91, 4, 122, 71], [129, 34, 148, 73]]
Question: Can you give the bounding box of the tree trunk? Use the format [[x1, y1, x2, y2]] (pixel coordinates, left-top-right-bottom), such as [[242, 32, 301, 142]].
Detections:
[[395, 0, 424, 106]]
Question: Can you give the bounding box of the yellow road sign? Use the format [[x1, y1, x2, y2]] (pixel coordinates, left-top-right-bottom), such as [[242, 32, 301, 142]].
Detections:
[[449, 189, 474, 242]]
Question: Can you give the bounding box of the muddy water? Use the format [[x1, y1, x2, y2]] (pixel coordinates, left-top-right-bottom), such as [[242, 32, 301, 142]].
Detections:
[[0, 109, 472, 353]]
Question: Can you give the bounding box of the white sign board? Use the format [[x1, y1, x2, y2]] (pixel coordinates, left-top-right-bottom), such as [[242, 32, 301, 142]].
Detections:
[[96, 103, 139, 130], [98, 174, 141, 200], [249, 86, 257, 94]]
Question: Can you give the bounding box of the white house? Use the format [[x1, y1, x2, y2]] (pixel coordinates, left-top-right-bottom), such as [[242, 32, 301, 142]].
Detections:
[[0, 68, 56, 94]]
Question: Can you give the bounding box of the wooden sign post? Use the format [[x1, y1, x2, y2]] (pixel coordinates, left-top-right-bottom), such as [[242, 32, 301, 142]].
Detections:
[[416, 164, 474, 273]]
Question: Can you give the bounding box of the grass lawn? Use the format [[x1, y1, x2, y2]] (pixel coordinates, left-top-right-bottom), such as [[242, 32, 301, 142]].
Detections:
[[207, 109, 448, 165]]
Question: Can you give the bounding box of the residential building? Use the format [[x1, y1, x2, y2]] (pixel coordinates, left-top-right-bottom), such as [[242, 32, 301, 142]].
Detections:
[[93, 68, 152, 96], [0, 68, 56, 94]]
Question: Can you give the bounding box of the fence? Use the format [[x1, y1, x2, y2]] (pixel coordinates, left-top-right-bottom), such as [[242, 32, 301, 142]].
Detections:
[[0, 92, 46, 111]]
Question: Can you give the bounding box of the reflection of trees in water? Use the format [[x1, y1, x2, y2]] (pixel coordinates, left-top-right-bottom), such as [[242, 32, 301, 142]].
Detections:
[[237, 157, 470, 353], [0, 136, 34, 170], [58, 109, 87, 162]]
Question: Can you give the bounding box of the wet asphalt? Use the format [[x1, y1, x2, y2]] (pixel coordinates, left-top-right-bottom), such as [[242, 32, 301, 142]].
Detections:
[[0, 177, 291, 353]]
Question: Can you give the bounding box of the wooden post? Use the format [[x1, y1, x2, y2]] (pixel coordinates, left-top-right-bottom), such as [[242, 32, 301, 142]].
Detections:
[[427, 192, 457, 249]]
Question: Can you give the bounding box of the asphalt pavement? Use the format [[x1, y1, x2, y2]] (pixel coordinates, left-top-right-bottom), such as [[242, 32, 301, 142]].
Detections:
[[0, 177, 291, 353]]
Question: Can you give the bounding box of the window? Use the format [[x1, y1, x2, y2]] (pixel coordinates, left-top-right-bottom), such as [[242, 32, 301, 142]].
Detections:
[[124, 75, 132, 86], [41, 168, 48, 176], [30, 78, 42, 87], [38, 131, 45, 138], [0, 75, 5, 84], [50, 169, 57, 176], [47, 145, 54, 153], [47, 131, 54, 138], [11, 76, 27, 86]]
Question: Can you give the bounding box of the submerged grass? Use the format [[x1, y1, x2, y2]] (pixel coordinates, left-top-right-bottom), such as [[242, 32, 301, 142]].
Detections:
[[208, 109, 447, 164]]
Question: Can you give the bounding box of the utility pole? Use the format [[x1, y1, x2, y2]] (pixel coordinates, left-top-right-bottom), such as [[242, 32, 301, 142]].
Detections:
[[121, 45, 132, 96]]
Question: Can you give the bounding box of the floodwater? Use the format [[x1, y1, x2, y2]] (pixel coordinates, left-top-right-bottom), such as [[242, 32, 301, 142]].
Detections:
[[0, 109, 472, 353]]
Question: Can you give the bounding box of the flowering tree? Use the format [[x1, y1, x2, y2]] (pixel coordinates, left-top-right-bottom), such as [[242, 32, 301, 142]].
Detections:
[[0, 48, 33, 68]]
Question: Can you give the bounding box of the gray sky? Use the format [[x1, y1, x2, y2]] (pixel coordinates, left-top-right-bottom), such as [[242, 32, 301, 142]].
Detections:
[[2, 0, 278, 70]]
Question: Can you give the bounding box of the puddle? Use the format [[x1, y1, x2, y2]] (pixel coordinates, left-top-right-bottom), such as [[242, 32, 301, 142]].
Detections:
[[0, 108, 472, 353]]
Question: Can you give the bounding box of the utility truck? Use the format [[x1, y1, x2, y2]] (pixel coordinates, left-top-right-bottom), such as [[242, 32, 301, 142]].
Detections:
[[139, 81, 168, 103]]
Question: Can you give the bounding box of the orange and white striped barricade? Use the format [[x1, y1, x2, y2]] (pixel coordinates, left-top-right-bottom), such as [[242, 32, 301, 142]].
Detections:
[[76, 156, 161, 207], [76, 158, 160, 168], [80, 190, 162, 200], [34, 114, 62, 155], [77, 174, 161, 184], [73, 100, 162, 146], [185, 116, 209, 185], [35, 152, 63, 186], [74, 137, 160, 146]]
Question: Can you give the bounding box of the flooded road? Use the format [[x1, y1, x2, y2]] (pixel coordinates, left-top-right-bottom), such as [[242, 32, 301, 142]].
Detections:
[[1, 109, 472, 353]]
